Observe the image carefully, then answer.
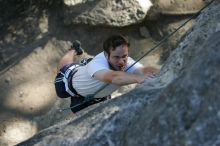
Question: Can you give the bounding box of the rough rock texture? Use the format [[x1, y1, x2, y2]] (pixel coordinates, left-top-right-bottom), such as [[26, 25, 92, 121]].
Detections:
[[63, 0, 152, 26], [146, 0, 215, 61], [125, 31, 220, 146], [159, 0, 220, 85], [17, 1, 220, 146], [152, 0, 210, 15], [146, 15, 195, 61]]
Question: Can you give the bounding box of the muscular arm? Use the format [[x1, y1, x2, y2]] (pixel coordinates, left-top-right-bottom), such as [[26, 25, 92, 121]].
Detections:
[[93, 70, 148, 86]]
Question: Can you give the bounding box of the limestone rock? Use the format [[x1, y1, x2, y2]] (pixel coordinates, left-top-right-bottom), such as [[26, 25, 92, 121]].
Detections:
[[63, 0, 152, 26]]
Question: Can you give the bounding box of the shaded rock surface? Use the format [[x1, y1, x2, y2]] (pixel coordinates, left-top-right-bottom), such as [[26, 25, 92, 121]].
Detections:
[[146, 0, 213, 60], [146, 0, 212, 60], [17, 1, 220, 146]]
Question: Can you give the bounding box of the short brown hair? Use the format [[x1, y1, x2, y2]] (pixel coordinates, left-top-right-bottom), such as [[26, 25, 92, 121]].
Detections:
[[103, 34, 130, 56]]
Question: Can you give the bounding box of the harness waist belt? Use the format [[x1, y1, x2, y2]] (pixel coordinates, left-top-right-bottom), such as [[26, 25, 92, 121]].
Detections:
[[67, 69, 82, 97], [62, 64, 79, 97]]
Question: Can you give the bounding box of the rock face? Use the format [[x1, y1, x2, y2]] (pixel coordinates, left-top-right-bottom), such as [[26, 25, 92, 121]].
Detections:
[[153, 0, 210, 15], [146, 0, 214, 60], [63, 0, 152, 26], [159, 0, 220, 85], [17, 1, 220, 146]]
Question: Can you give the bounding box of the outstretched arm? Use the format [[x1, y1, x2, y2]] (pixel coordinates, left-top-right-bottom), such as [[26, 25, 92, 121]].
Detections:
[[93, 70, 150, 86]]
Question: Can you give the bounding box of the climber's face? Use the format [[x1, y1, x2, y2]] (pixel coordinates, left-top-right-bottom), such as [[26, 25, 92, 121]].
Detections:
[[106, 44, 128, 71]]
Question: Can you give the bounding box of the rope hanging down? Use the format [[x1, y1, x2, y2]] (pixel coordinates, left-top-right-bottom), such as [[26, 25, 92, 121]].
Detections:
[[58, 0, 216, 112]]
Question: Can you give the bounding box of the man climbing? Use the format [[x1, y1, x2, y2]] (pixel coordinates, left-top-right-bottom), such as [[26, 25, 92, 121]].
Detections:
[[55, 34, 159, 113]]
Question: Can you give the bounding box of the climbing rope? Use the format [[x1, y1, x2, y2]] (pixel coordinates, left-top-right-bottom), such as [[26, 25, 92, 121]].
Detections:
[[58, 0, 216, 112]]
